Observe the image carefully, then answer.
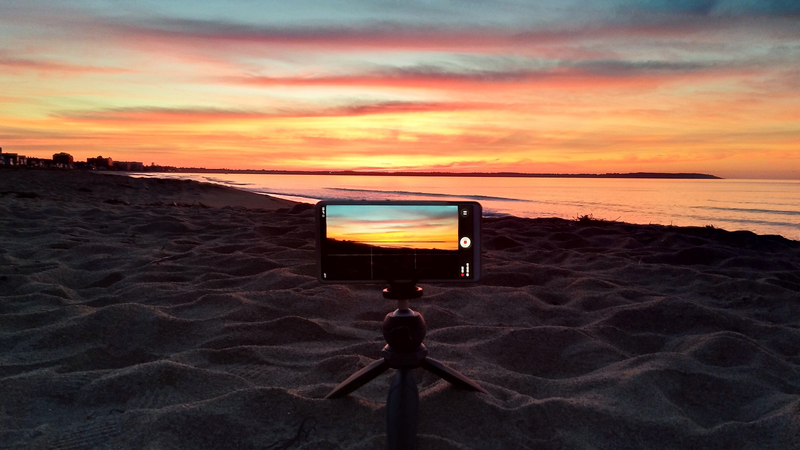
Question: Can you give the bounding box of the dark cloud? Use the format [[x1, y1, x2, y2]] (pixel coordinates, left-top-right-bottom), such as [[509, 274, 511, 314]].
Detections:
[[633, 0, 719, 15], [87, 11, 799, 65], [569, 60, 711, 75], [110, 17, 501, 50], [237, 58, 724, 90], [628, 0, 800, 16]]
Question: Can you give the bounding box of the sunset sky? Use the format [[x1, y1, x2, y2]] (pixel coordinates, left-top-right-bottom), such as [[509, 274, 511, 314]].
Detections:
[[326, 205, 458, 250], [1, 1, 798, 178]]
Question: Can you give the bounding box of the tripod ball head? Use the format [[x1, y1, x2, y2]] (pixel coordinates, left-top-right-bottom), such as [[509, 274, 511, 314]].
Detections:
[[383, 310, 426, 353]]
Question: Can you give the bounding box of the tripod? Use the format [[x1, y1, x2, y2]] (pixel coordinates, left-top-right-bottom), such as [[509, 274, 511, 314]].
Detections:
[[325, 283, 489, 450]]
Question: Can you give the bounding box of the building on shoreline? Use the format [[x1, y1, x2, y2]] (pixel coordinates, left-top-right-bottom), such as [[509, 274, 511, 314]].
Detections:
[[53, 152, 74, 167], [0, 148, 26, 166], [27, 157, 55, 168], [0, 148, 143, 171], [86, 155, 113, 169]]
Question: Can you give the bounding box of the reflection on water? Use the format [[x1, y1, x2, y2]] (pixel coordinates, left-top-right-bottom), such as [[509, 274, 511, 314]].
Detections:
[[131, 173, 800, 241]]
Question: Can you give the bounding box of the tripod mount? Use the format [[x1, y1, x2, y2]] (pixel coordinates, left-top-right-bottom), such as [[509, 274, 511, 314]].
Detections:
[[326, 283, 488, 450]]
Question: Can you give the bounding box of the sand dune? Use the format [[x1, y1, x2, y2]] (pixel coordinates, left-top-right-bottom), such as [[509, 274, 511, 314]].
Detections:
[[1, 169, 799, 449]]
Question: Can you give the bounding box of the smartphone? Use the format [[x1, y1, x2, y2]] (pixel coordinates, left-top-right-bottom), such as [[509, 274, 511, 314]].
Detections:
[[316, 201, 481, 283]]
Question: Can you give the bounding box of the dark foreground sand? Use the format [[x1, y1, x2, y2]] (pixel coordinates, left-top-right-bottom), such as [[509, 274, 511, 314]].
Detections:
[[1, 169, 799, 449]]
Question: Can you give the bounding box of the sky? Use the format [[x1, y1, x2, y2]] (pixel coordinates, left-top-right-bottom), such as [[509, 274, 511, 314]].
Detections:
[[1, 1, 798, 178], [326, 205, 458, 250]]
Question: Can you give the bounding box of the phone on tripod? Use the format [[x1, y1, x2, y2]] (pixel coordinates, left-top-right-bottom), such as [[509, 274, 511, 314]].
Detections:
[[316, 201, 481, 283]]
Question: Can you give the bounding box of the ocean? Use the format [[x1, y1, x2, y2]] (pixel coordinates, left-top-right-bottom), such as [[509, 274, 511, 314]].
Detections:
[[130, 173, 800, 241]]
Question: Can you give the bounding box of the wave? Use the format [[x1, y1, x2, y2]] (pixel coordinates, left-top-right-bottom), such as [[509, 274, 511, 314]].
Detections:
[[671, 213, 800, 229], [202, 177, 254, 187], [252, 191, 319, 204], [706, 198, 799, 208], [693, 205, 800, 216], [325, 187, 531, 203]]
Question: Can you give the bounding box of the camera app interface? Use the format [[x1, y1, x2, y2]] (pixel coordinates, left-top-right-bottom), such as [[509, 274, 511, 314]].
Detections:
[[320, 204, 475, 281]]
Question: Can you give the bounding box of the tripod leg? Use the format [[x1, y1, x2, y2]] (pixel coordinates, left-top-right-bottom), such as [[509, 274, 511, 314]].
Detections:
[[422, 358, 490, 395], [325, 359, 391, 399], [386, 368, 418, 450]]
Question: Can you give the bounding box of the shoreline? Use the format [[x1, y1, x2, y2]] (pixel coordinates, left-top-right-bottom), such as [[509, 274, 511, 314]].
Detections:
[[2, 169, 799, 449], [129, 170, 800, 242]]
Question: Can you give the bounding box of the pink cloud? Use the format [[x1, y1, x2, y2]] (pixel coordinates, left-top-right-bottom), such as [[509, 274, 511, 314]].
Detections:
[[0, 55, 127, 75], [52, 101, 490, 124], [230, 61, 755, 93]]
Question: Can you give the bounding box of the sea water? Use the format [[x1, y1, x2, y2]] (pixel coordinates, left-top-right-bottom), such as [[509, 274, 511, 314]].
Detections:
[[131, 173, 800, 241]]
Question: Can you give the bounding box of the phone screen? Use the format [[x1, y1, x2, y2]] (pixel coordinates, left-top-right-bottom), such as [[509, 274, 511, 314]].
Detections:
[[316, 201, 481, 283]]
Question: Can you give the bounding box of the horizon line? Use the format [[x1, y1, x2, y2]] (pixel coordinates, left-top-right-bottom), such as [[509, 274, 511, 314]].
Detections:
[[137, 167, 723, 179]]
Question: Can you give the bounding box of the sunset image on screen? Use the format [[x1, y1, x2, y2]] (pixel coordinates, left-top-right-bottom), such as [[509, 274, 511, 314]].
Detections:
[[326, 205, 458, 250]]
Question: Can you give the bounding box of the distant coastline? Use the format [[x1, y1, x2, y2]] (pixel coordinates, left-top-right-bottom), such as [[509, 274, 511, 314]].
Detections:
[[150, 168, 723, 179], [0, 163, 723, 180], [1, 148, 720, 179]]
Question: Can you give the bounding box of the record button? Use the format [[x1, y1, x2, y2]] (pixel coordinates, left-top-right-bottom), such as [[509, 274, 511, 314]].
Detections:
[[460, 237, 471, 248]]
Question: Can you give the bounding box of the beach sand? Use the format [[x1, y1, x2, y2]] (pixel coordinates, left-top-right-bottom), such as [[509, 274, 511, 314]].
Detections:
[[1, 169, 799, 449]]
